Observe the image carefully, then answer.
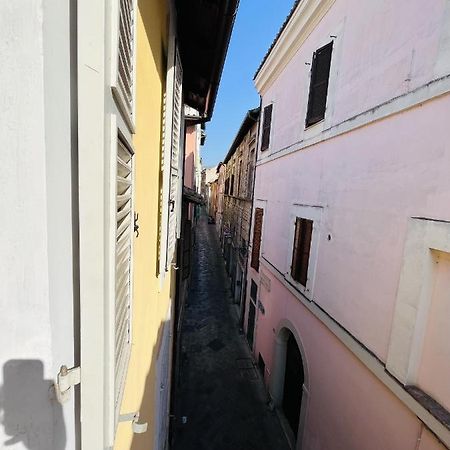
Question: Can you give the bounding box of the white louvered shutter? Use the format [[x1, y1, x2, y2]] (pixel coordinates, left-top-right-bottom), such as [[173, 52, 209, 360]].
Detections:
[[117, 0, 135, 119], [167, 47, 183, 265], [115, 137, 134, 407], [160, 34, 183, 271]]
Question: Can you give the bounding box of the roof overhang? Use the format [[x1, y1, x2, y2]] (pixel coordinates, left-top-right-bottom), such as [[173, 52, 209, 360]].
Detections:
[[183, 186, 204, 205], [223, 107, 260, 164], [176, 0, 240, 122], [254, 0, 335, 95]]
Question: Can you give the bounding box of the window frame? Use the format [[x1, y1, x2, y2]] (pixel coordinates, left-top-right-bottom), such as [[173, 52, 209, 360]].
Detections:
[[285, 205, 322, 298], [250, 207, 265, 272], [290, 217, 313, 287], [387, 218, 450, 388], [260, 103, 273, 152]]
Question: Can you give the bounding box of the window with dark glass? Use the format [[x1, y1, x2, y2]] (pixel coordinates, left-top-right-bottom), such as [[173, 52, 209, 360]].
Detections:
[[261, 104, 273, 151], [251, 208, 264, 271], [305, 42, 333, 127], [291, 218, 313, 286]]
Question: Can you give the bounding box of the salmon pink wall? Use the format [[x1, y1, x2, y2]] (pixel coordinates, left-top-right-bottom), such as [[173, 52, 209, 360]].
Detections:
[[249, 0, 450, 448], [255, 94, 450, 362]]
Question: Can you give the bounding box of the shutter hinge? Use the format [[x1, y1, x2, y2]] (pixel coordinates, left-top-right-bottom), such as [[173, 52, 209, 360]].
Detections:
[[55, 365, 81, 404], [119, 412, 148, 434]]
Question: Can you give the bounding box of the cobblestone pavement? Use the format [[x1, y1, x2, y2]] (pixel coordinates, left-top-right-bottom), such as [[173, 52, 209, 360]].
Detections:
[[172, 213, 290, 450]]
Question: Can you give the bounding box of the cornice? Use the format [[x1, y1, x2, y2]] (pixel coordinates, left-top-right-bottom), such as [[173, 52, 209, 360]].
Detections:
[[254, 0, 336, 95]]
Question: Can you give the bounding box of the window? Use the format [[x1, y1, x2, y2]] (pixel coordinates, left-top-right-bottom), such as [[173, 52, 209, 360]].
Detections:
[[247, 149, 255, 199], [225, 178, 230, 195], [261, 104, 273, 151], [251, 208, 264, 271], [237, 160, 242, 197], [305, 41, 333, 127], [291, 218, 313, 286], [230, 173, 235, 196], [115, 135, 134, 408]]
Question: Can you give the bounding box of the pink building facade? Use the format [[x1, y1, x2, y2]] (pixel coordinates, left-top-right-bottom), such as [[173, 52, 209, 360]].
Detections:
[[246, 1, 450, 449]]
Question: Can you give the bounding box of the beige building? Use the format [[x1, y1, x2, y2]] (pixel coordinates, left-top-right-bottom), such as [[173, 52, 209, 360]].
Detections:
[[221, 107, 260, 323]]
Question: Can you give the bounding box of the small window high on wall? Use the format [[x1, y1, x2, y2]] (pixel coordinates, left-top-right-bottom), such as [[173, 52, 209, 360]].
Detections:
[[261, 104, 273, 151], [291, 218, 313, 287], [305, 42, 333, 127], [251, 208, 264, 271]]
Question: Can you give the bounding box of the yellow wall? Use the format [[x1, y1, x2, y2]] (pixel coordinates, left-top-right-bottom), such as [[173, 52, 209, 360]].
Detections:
[[114, 1, 176, 448]]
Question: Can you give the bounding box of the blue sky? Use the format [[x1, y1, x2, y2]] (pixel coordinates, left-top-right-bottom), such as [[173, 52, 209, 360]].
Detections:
[[201, 0, 295, 168]]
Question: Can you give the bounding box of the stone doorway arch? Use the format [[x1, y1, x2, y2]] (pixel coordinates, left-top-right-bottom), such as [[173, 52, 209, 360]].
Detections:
[[270, 322, 309, 449]]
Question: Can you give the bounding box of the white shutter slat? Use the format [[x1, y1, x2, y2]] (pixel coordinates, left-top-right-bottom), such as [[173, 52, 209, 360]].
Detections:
[[116, 213, 132, 241], [114, 137, 133, 409], [116, 203, 131, 222], [117, 156, 131, 175], [117, 0, 135, 117]]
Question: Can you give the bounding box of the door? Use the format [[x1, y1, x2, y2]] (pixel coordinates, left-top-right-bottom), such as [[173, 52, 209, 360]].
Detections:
[[246, 280, 258, 349], [246, 301, 256, 349], [282, 332, 304, 438], [234, 267, 243, 305]]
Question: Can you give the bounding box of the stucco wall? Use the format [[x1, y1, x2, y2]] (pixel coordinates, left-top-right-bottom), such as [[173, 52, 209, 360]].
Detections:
[[251, 266, 446, 450], [255, 0, 450, 363], [259, 0, 450, 156], [255, 93, 450, 362], [0, 0, 76, 448], [250, 0, 450, 447], [113, 1, 176, 449]]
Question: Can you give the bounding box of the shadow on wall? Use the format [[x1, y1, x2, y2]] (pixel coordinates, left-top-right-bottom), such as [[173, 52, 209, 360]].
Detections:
[[0, 360, 66, 449], [128, 317, 172, 450]]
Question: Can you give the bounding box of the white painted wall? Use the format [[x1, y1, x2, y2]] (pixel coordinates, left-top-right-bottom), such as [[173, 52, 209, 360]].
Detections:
[[0, 1, 77, 448]]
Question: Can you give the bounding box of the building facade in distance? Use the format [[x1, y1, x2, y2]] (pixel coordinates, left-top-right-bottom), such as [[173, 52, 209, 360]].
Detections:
[[222, 108, 260, 323]]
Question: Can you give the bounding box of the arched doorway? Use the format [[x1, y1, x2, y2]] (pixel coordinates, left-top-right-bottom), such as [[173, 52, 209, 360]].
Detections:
[[270, 325, 307, 447], [282, 332, 304, 438]]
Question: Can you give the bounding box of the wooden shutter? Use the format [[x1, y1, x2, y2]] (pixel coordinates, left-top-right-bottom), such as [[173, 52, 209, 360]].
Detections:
[[117, 0, 135, 118], [261, 104, 273, 151], [251, 208, 264, 271], [306, 42, 333, 127], [291, 218, 313, 286], [115, 136, 134, 407], [166, 47, 183, 267]]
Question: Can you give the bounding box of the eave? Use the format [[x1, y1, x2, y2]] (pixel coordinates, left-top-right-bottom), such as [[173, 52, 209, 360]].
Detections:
[[223, 107, 260, 164], [254, 0, 335, 95], [176, 0, 240, 121]]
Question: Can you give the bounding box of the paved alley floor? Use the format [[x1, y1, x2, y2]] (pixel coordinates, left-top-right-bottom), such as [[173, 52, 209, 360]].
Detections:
[[172, 214, 290, 450]]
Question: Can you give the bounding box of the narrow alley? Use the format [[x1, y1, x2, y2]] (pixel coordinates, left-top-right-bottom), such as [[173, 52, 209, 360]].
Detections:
[[172, 212, 290, 450]]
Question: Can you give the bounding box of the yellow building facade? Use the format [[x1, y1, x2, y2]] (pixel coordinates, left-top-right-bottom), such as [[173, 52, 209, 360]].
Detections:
[[114, 1, 176, 448]]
